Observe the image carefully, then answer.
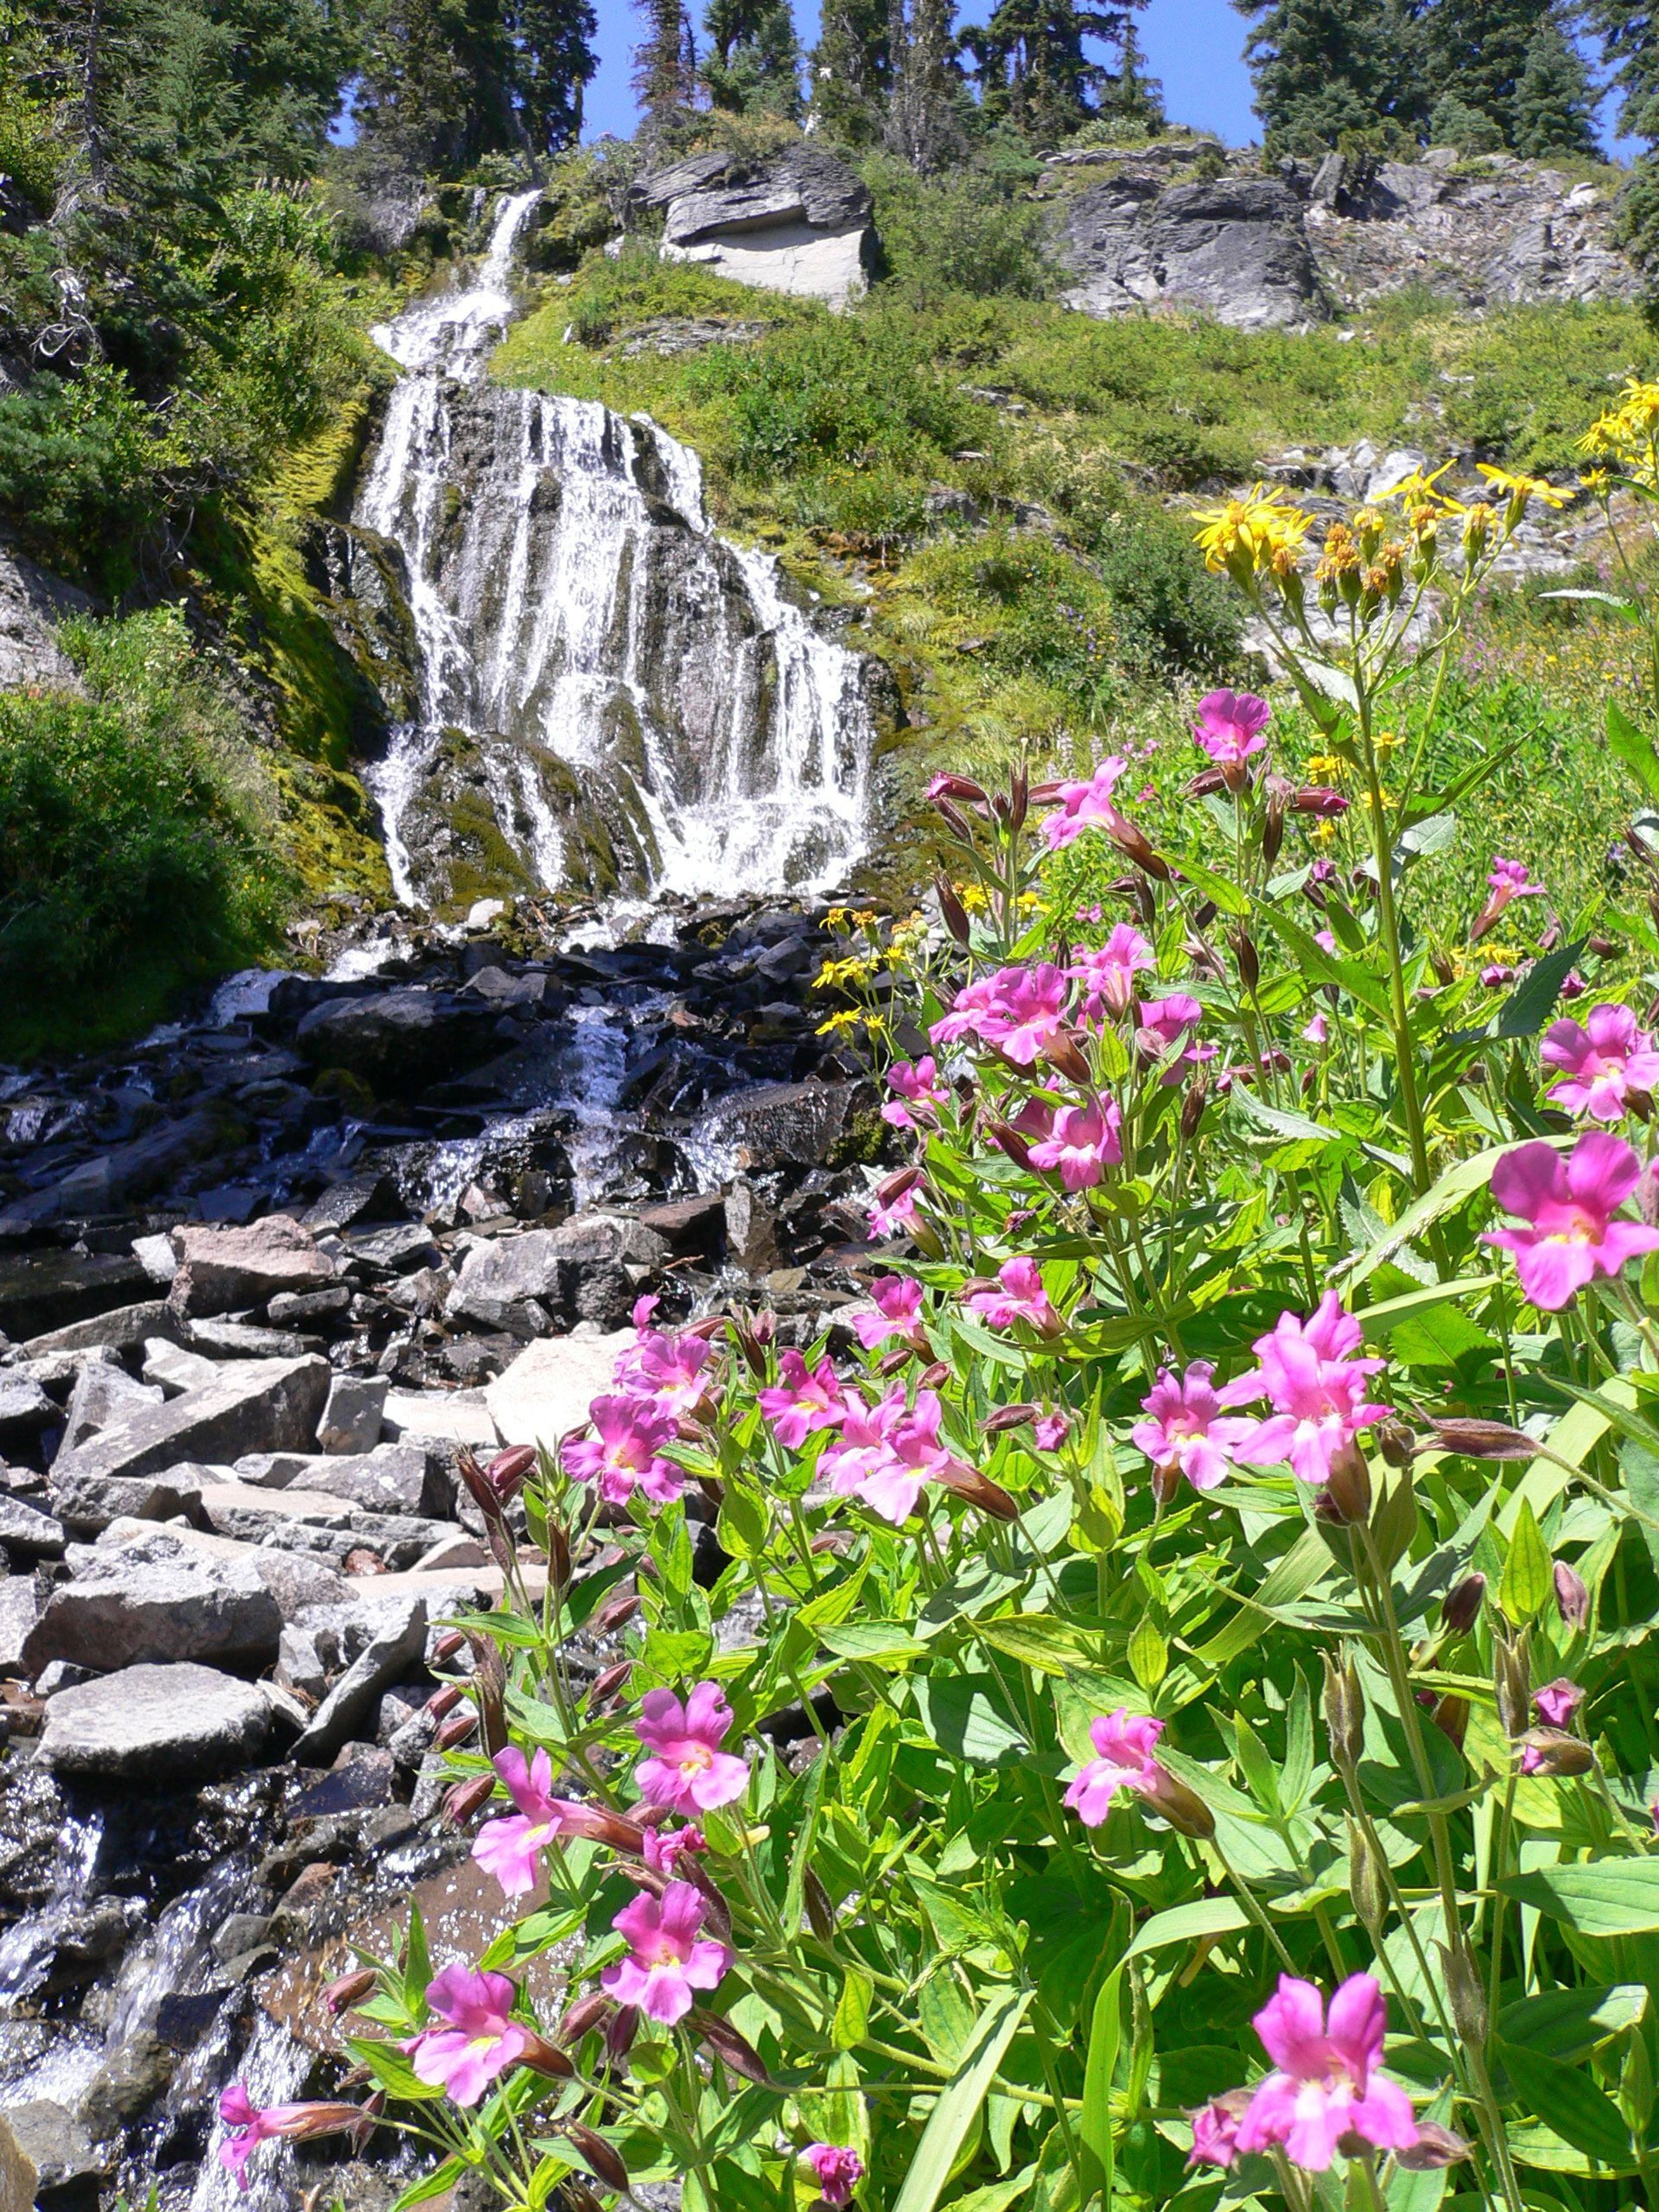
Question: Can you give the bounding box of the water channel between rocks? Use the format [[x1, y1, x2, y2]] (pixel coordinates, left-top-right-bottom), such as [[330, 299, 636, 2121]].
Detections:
[[0, 189, 893, 2210]]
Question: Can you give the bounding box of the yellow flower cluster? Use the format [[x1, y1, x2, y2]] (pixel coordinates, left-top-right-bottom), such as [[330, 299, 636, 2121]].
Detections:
[[1577, 378, 1659, 492], [1305, 753, 1346, 780], [814, 954, 877, 992], [1192, 483, 1313, 577]]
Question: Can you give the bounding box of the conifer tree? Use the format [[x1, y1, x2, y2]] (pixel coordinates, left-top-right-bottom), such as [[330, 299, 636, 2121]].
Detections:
[[1234, 0, 1426, 156], [885, 0, 962, 168], [963, 0, 1152, 143], [1423, 0, 1573, 150], [632, 0, 698, 136], [702, 0, 801, 114], [512, 0, 598, 153], [355, 0, 518, 173], [1583, 0, 1659, 143], [809, 0, 891, 140], [1512, 12, 1599, 157]]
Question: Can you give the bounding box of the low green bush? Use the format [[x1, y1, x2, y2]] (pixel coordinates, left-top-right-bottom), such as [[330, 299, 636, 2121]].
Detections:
[[0, 608, 286, 1054]]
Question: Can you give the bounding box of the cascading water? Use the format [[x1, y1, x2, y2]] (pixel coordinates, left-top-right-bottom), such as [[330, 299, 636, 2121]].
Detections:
[[353, 194, 876, 909]]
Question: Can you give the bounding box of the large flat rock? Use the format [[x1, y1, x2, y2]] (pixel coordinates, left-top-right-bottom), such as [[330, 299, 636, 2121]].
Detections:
[[168, 1216, 335, 1317], [48, 1355, 331, 1484], [484, 1332, 629, 1449], [24, 1541, 283, 1672], [38, 1661, 273, 1779], [1057, 172, 1321, 330]]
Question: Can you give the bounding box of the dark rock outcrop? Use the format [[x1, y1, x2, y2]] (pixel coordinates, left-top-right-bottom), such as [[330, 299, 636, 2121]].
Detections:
[[1057, 170, 1322, 330]]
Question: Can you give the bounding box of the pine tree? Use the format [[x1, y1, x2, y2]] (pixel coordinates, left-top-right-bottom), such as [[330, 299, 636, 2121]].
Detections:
[[1234, 0, 1426, 156], [885, 0, 962, 168], [1423, 0, 1562, 149], [355, 0, 518, 173], [632, 0, 698, 135], [1512, 13, 1599, 157], [808, 0, 890, 140], [1427, 89, 1503, 153], [1583, 0, 1659, 145], [964, 0, 1154, 143], [511, 0, 597, 153], [702, 0, 801, 115]]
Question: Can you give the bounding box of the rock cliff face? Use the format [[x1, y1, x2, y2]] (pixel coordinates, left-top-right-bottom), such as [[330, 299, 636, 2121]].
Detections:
[[0, 536, 92, 692], [635, 144, 877, 309], [1046, 139, 1641, 329]]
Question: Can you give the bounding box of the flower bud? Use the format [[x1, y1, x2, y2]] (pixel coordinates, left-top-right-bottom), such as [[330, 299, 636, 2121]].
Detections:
[[431, 1629, 466, 1664], [803, 1867, 836, 1942], [1008, 766, 1029, 835], [1179, 1073, 1208, 1141], [593, 1584, 642, 1632], [1346, 1815, 1386, 1931], [1322, 1653, 1365, 1769], [444, 1772, 496, 1824], [1105, 810, 1172, 881], [1192, 898, 1219, 931], [605, 2004, 639, 2062], [435, 1709, 479, 1751], [1431, 1694, 1469, 1753], [933, 798, 976, 844], [1316, 1438, 1372, 1526], [1519, 1727, 1595, 1777], [1376, 1418, 1414, 1470], [1229, 928, 1260, 993], [1043, 1027, 1094, 1085], [1430, 1417, 1537, 1462], [1439, 1938, 1488, 2045], [545, 1519, 571, 1595], [324, 1969, 377, 2015], [1441, 1573, 1486, 1637], [688, 2006, 773, 2085], [1262, 787, 1285, 867], [427, 1682, 464, 1722], [588, 1659, 634, 1709], [935, 875, 972, 947], [1139, 1764, 1216, 1840], [986, 1118, 1035, 1170], [918, 1359, 952, 1390], [1114, 873, 1157, 927], [1398, 2123, 1474, 2171], [485, 1444, 537, 1500], [933, 1462, 1020, 1520], [1493, 1632, 1531, 1739], [1293, 787, 1349, 817], [1588, 933, 1621, 959], [269, 2100, 375, 2144], [1554, 1559, 1589, 1631], [557, 1991, 613, 2045], [560, 2123, 632, 2194], [520, 2031, 575, 2081], [929, 772, 990, 808]]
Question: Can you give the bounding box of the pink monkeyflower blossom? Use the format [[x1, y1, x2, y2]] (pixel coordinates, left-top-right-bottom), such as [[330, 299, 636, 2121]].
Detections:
[[1473, 856, 1545, 941], [883, 1055, 949, 1129], [616, 1327, 717, 1423], [633, 1684, 750, 1817], [1138, 995, 1208, 1084], [931, 964, 1070, 1065], [473, 1747, 576, 1899], [1560, 969, 1586, 1000], [1533, 1678, 1585, 1728], [1187, 2096, 1246, 2171], [758, 1350, 846, 1446], [1028, 1093, 1123, 1190], [643, 1824, 707, 1877], [601, 1881, 731, 2027], [1065, 1708, 1165, 1825], [219, 2086, 312, 2192], [964, 1256, 1062, 1335], [1132, 1363, 1253, 1493], [1070, 925, 1155, 1023], [1033, 1411, 1069, 1452], [868, 1182, 923, 1240], [1541, 1004, 1659, 1122], [1234, 1973, 1418, 2171], [1042, 756, 1129, 849], [405, 1966, 530, 2106], [1315, 929, 1338, 955], [1193, 689, 1271, 772], [562, 1395, 683, 1507], [1302, 1012, 1328, 1045], [854, 1274, 928, 1353], [1225, 1293, 1392, 1488], [1481, 964, 1515, 988], [1484, 1131, 1659, 1310], [821, 1388, 967, 1523], [803, 2144, 865, 2206], [819, 1384, 906, 1494]]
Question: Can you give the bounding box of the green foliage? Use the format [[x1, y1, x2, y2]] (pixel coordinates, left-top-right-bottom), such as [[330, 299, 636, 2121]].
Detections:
[[0, 609, 285, 1052], [1424, 0, 1565, 152], [1513, 13, 1601, 160], [702, 0, 801, 115], [863, 149, 1057, 301], [961, 0, 1155, 144], [1235, 0, 1427, 156], [1428, 90, 1505, 155]]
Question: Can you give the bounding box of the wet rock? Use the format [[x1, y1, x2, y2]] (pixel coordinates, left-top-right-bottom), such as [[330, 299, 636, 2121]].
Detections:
[[24, 1539, 283, 1672], [78, 2032, 178, 2139], [296, 988, 501, 1093], [725, 1179, 780, 1272], [0, 2112, 37, 2211], [318, 1372, 389, 1454], [695, 1079, 855, 1170], [21, 1109, 226, 1225], [292, 1593, 428, 1763], [483, 1331, 630, 1447], [60, 1359, 164, 1450], [38, 1661, 273, 1780], [49, 1354, 332, 1484], [168, 1215, 335, 1317], [3, 2099, 100, 2203]]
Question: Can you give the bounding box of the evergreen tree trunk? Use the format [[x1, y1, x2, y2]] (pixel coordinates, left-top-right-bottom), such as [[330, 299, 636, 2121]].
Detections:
[[885, 0, 959, 168]]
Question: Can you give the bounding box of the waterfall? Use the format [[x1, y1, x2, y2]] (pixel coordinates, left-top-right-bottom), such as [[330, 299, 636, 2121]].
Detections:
[[354, 192, 875, 910]]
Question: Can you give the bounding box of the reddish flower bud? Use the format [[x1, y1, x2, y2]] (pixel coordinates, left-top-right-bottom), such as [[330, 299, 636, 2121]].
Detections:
[[1140, 1764, 1215, 1840], [444, 1773, 496, 1824], [803, 1867, 836, 1942], [688, 2008, 773, 2085], [431, 1630, 466, 1664], [520, 2031, 575, 2081], [1316, 1438, 1372, 1526], [1229, 928, 1260, 993], [1441, 1573, 1485, 1636], [932, 1462, 1020, 1520], [1293, 787, 1349, 816], [1043, 1027, 1094, 1085], [1430, 1417, 1537, 1462], [593, 1584, 642, 1632], [605, 2005, 639, 2062], [1398, 2123, 1474, 2171], [486, 1444, 537, 1498], [986, 1118, 1035, 1170], [918, 1360, 952, 1389], [934, 798, 976, 843], [935, 875, 972, 947], [588, 1659, 634, 1708], [1552, 1559, 1589, 1630], [562, 2124, 632, 2194], [929, 772, 990, 808], [1105, 810, 1172, 880], [1179, 1073, 1208, 1141], [435, 1709, 479, 1751], [1431, 1694, 1469, 1752], [324, 1969, 377, 2015], [427, 1683, 464, 1721], [557, 1991, 613, 2044], [1518, 1727, 1594, 1777], [983, 1402, 1036, 1433]]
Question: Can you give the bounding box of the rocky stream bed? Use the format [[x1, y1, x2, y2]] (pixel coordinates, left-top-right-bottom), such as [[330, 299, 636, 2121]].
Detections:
[[0, 894, 892, 2211]]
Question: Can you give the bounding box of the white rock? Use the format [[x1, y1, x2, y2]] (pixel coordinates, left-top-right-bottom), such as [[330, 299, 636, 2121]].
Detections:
[[484, 1332, 630, 1450], [465, 898, 507, 929], [383, 1388, 500, 1448], [318, 1372, 389, 1455]]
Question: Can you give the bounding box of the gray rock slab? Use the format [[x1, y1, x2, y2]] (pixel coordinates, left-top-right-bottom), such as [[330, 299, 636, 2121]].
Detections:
[[23, 1540, 283, 1672], [291, 1594, 428, 1763], [21, 1300, 181, 1358], [0, 1493, 64, 1555], [0, 1574, 44, 1675], [49, 1355, 331, 1484], [318, 1372, 389, 1454], [484, 1332, 629, 1450], [61, 1359, 164, 1451], [168, 1215, 335, 1317], [50, 1465, 206, 1538], [39, 1662, 272, 1779]]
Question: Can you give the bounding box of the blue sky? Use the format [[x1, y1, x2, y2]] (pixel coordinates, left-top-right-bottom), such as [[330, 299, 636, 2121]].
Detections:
[[583, 0, 1636, 154]]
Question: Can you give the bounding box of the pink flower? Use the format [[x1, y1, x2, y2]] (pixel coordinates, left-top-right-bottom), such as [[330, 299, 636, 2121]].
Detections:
[[964, 1256, 1061, 1335], [1187, 2097, 1244, 2170], [854, 1274, 928, 1353], [1028, 1093, 1123, 1189], [1070, 925, 1155, 1022], [1533, 1677, 1584, 1727], [633, 1684, 750, 1816], [562, 1395, 683, 1506], [1065, 1709, 1165, 1825], [883, 1055, 949, 1129], [931, 964, 1070, 1065], [1474, 855, 1545, 940], [1541, 1004, 1659, 1122], [1302, 1012, 1328, 1045], [1560, 968, 1586, 1000], [821, 1388, 966, 1523], [1193, 689, 1271, 769], [218, 2086, 286, 2191], [868, 1182, 923, 1240], [643, 1824, 706, 1876], [615, 1327, 717, 1422], [759, 1350, 846, 1445], [1481, 964, 1515, 988], [1033, 1410, 1069, 1451], [601, 1881, 731, 2026], [406, 1966, 530, 2106], [1315, 929, 1337, 955], [1132, 1363, 1253, 1493], [1234, 1974, 1418, 2171], [474, 1746, 572, 1898], [1138, 995, 1207, 1083], [1484, 1131, 1659, 1309], [804, 2144, 865, 2206], [1225, 1293, 1392, 1487], [1042, 756, 1129, 849]]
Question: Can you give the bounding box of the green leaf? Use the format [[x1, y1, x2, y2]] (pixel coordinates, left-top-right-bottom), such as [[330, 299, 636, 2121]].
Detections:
[[1499, 1985, 1649, 2068], [1230, 1086, 1344, 1148], [1500, 1859, 1659, 1936], [1127, 1615, 1167, 1691], [976, 1614, 1093, 1676], [1168, 850, 1248, 916], [820, 1622, 929, 1665], [1337, 1136, 1572, 1289], [1494, 941, 1588, 1040], [1257, 904, 1392, 1020], [1125, 1897, 1250, 1958], [832, 1969, 872, 2051], [1608, 697, 1659, 807], [717, 1481, 767, 1562], [1496, 2040, 1634, 2169], [388, 2157, 464, 2211], [402, 1904, 430, 2016], [1499, 1497, 1552, 1624], [1078, 1971, 1121, 2206], [890, 1990, 1031, 2212], [912, 1674, 1030, 1765]]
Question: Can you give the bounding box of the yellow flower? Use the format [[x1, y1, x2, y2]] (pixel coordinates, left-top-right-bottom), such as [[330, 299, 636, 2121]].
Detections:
[[1192, 483, 1313, 576], [1580, 467, 1614, 497], [1477, 463, 1567, 510], [955, 880, 988, 914], [1311, 818, 1339, 844], [1373, 728, 1399, 751], [1383, 461, 1464, 518], [1306, 753, 1345, 779], [816, 1007, 867, 1036]]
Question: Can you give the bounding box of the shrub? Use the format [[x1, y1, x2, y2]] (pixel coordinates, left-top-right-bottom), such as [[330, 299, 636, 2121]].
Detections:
[[863, 149, 1057, 303], [0, 608, 285, 1052]]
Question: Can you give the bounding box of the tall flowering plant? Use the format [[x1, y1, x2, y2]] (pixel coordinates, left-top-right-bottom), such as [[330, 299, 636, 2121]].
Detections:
[[216, 439, 1659, 2212]]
